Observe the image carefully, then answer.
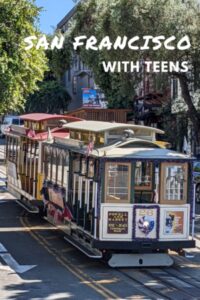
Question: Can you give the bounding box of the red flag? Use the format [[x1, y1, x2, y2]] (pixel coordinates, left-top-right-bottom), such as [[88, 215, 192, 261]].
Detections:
[[86, 141, 94, 156], [27, 128, 36, 138], [63, 205, 73, 220]]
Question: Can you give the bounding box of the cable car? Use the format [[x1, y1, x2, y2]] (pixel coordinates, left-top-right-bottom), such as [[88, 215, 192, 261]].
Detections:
[[40, 121, 195, 267], [5, 113, 81, 212], [6, 119, 196, 267]]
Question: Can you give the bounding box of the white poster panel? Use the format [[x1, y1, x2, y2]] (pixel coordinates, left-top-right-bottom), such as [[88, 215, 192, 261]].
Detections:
[[159, 205, 190, 240], [100, 204, 133, 241], [134, 206, 158, 240]]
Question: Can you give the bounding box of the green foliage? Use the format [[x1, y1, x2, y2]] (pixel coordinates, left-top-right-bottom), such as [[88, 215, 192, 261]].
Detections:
[[25, 80, 71, 113], [46, 31, 72, 80], [72, 0, 140, 107], [0, 0, 48, 114], [72, 0, 200, 112]]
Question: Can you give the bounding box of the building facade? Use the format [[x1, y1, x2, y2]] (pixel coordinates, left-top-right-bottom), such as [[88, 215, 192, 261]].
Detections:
[[57, 6, 98, 111]]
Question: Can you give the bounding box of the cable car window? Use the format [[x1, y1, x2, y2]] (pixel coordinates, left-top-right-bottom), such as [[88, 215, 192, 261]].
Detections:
[[160, 163, 188, 204], [135, 161, 152, 190], [88, 158, 95, 178], [105, 162, 130, 203], [57, 153, 63, 185], [63, 153, 69, 187], [43, 146, 51, 180], [72, 153, 81, 173], [51, 149, 57, 182], [12, 118, 20, 125], [81, 157, 87, 175]]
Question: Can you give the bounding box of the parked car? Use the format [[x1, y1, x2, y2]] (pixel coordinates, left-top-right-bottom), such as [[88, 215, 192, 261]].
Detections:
[[0, 115, 24, 137], [194, 161, 200, 203]]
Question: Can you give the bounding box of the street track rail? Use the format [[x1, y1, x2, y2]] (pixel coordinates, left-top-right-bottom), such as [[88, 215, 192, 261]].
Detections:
[[19, 211, 200, 300], [118, 261, 200, 299], [20, 212, 120, 300]]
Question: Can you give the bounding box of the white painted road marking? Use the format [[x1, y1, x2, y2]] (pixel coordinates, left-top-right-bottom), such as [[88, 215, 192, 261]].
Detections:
[[0, 243, 7, 252], [0, 243, 37, 274], [0, 253, 36, 274]]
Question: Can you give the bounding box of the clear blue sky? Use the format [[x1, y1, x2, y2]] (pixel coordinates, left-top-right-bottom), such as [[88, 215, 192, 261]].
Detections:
[[35, 0, 76, 34]]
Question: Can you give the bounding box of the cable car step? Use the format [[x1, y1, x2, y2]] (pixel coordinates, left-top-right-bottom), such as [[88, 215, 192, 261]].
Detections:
[[15, 199, 39, 214], [108, 253, 174, 268], [64, 235, 102, 259]]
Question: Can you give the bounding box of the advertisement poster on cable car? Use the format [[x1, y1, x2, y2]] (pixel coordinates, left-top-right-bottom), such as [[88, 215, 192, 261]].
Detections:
[[164, 211, 184, 235], [134, 206, 158, 240], [160, 206, 189, 239], [107, 211, 129, 234]]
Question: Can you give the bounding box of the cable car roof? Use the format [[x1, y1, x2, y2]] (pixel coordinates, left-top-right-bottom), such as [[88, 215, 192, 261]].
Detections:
[[20, 113, 81, 122], [62, 120, 164, 134], [29, 129, 70, 141], [95, 147, 195, 160], [53, 136, 194, 160]]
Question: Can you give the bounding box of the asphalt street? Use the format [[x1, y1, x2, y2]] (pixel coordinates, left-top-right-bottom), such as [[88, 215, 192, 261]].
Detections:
[[0, 198, 112, 300]]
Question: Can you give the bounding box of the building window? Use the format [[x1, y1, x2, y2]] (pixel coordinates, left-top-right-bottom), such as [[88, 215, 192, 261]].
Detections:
[[73, 76, 77, 94], [73, 54, 78, 70], [78, 57, 81, 70], [172, 78, 178, 100], [68, 68, 71, 82]]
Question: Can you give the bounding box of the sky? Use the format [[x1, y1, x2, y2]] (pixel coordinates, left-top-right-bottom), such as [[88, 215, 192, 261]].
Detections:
[[35, 0, 76, 34]]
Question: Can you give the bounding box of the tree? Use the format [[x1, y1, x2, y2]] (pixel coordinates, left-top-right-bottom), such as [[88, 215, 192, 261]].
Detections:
[[72, 0, 139, 108], [25, 81, 71, 113], [46, 31, 72, 81], [72, 0, 200, 141], [0, 0, 48, 114]]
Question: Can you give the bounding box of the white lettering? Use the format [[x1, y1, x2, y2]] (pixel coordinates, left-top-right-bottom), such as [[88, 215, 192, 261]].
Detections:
[[36, 35, 49, 50], [152, 36, 165, 50], [180, 61, 189, 72], [144, 61, 152, 72], [86, 36, 98, 50], [51, 36, 65, 50], [169, 61, 180, 72], [73, 35, 87, 50], [128, 36, 139, 50], [114, 36, 128, 50], [177, 36, 191, 50], [164, 36, 176, 50], [130, 61, 140, 72], [24, 36, 37, 50], [102, 61, 117, 72], [141, 35, 153, 50], [122, 61, 129, 72], [99, 36, 112, 50]]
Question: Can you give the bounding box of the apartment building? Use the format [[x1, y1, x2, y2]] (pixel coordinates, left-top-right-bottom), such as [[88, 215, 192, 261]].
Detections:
[[57, 6, 103, 111]]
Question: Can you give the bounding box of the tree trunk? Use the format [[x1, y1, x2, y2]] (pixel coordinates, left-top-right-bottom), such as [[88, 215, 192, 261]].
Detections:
[[174, 73, 200, 147]]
